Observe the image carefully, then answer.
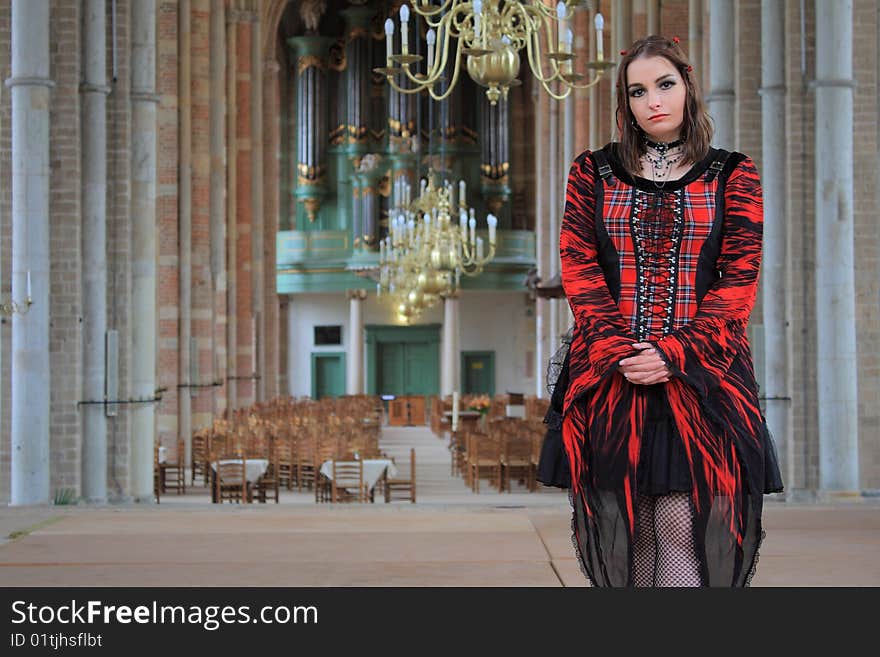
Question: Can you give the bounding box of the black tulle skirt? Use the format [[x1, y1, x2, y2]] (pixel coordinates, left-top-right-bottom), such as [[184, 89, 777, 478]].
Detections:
[[536, 385, 689, 493], [537, 382, 784, 494]]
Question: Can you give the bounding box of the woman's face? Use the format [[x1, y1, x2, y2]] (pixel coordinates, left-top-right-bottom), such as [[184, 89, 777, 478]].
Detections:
[[626, 55, 686, 143]]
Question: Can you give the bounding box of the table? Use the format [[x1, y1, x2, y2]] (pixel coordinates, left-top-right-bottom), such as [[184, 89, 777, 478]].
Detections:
[[209, 459, 269, 503], [443, 410, 484, 431], [319, 459, 398, 500], [210, 458, 269, 483]]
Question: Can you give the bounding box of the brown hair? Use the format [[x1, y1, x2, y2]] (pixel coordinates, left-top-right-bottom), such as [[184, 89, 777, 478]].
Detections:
[[614, 35, 713, 175]]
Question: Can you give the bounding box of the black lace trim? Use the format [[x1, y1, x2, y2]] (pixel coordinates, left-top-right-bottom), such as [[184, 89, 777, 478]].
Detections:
[[743, 528, 767, 588], [568, 489, 598, 587]]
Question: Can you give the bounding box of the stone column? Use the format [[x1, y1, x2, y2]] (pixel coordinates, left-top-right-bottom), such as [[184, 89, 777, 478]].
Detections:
[[250, 16, 265, 402], [441, 295, 460, 396], [611, 0, 632, 138], [560, 87, 575, 336], [548, 89, 559, 357], [263, 59, 282, 400], [287, 298, 296, 397], [646, 0, 661, 35], [130, 0, 159, 501], [226, 14, 238, 409], [533, 77, 549, 398], [178, 0, 193, 468], [81, 0, 110, 503], [347, 289, 367, 394], [707, 0, 735, 149], [588, 2, 599, 150], [210, 0, 227, 415], [8, 0, 52, 505], [759, 0, 793, 491], [814, 0, 858, 492], [689, 0, 704, 79]]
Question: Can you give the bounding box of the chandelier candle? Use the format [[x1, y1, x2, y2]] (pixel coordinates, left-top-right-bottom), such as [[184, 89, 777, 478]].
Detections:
[[557, 2, 567, 52], [595, 12, 604, 61], [400, 4, 409, 54], [427, 28, 435, 70], [384, 19, 394, 65]]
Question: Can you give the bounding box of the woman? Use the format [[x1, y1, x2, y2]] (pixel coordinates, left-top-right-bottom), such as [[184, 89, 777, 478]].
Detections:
[[558, 35, 783, 587]]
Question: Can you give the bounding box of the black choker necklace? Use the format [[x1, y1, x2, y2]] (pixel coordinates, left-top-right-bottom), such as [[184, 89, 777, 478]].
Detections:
[[641, 137, 685, 190], [643, 137, 684, 152]]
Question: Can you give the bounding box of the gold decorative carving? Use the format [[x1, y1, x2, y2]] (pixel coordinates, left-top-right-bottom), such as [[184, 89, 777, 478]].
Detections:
[[328, 39, 347, 72], [302, 197, 322, 223], [486, 196, 506, 214], [329, 124, 346, 145], [377, 174, 391, 197], [347, 124, 369, 143], [297, 55, 325, 74], [349, 26, 368, 41]]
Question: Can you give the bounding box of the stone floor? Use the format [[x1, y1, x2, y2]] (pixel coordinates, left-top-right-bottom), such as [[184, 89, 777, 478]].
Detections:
[[1, 425, 878, 586]]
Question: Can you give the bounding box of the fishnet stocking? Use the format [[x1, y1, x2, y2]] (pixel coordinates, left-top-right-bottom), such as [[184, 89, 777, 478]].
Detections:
[[632, 494, 656, 587], [631, 492, 703, 587], [654, 492, 702, 587]]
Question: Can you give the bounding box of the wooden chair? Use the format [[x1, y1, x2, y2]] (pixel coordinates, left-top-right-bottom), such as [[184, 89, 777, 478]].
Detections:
[[253, 441, 280, 504], [314, 466, 332, 503], [296, 431, 319, 491], [275, 433, 294, 490], [160, 437, 186, 495], [153, 442, 161, 504], [331, 460, 366, 503], [384, 448, 416, 503], [467, 432, 501, 493], [191, 429, 208, 486], [500, 429, 535, 493], [214, 457, 250, 504]]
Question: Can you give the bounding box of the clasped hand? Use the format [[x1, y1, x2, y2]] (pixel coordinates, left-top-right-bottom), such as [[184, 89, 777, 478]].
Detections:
[[618, 342, 672, 385]]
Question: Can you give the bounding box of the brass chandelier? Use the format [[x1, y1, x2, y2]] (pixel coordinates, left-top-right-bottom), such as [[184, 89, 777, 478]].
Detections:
[[378, 173, 497, 322], [376, 1, 614, 105]]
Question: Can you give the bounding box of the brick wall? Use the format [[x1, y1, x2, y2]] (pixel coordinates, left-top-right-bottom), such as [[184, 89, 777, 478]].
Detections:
[[0, 0, 11, 502], [784, 0, 819, 490], [48, 0, 83, 496], [235, 19, 255, 407], [853, 0, 880, 489], [735, 0, 763, 325], [191, 0, 215, 429], [156, 0, 180, 453], [0, 0, 876, 501], [106, 0, 132, 500]]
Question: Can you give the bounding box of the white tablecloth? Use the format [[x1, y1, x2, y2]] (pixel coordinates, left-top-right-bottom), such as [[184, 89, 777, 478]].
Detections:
[[319, 459, 398, 492], [211, 459, 269, 483]]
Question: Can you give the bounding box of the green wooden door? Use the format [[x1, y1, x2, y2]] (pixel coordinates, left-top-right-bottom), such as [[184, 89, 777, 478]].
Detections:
[[366, 325, 441, 396], [378, 341, 435, 395], [462, 351, 495, 397], [404, 342, 433, 395], [377, 342, 405, 396], [312, 352, 345, 399]]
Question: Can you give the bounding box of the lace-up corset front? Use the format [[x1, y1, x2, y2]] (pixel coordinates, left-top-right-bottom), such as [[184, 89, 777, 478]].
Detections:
[[631, 188, 684, 342]]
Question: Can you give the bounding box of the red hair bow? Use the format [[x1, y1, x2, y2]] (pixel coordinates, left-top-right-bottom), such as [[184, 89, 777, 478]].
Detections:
[[619, 49, 628, 56]]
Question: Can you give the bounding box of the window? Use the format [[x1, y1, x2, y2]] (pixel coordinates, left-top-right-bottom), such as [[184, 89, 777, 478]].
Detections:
[[314, 325, 342, 345]]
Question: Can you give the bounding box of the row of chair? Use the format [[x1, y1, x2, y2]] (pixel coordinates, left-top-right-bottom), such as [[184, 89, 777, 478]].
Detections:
[[452, 417, 547, 493]]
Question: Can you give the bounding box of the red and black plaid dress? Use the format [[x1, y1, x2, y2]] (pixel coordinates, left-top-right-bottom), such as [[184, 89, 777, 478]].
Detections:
[[559, 143, 783, 587]]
